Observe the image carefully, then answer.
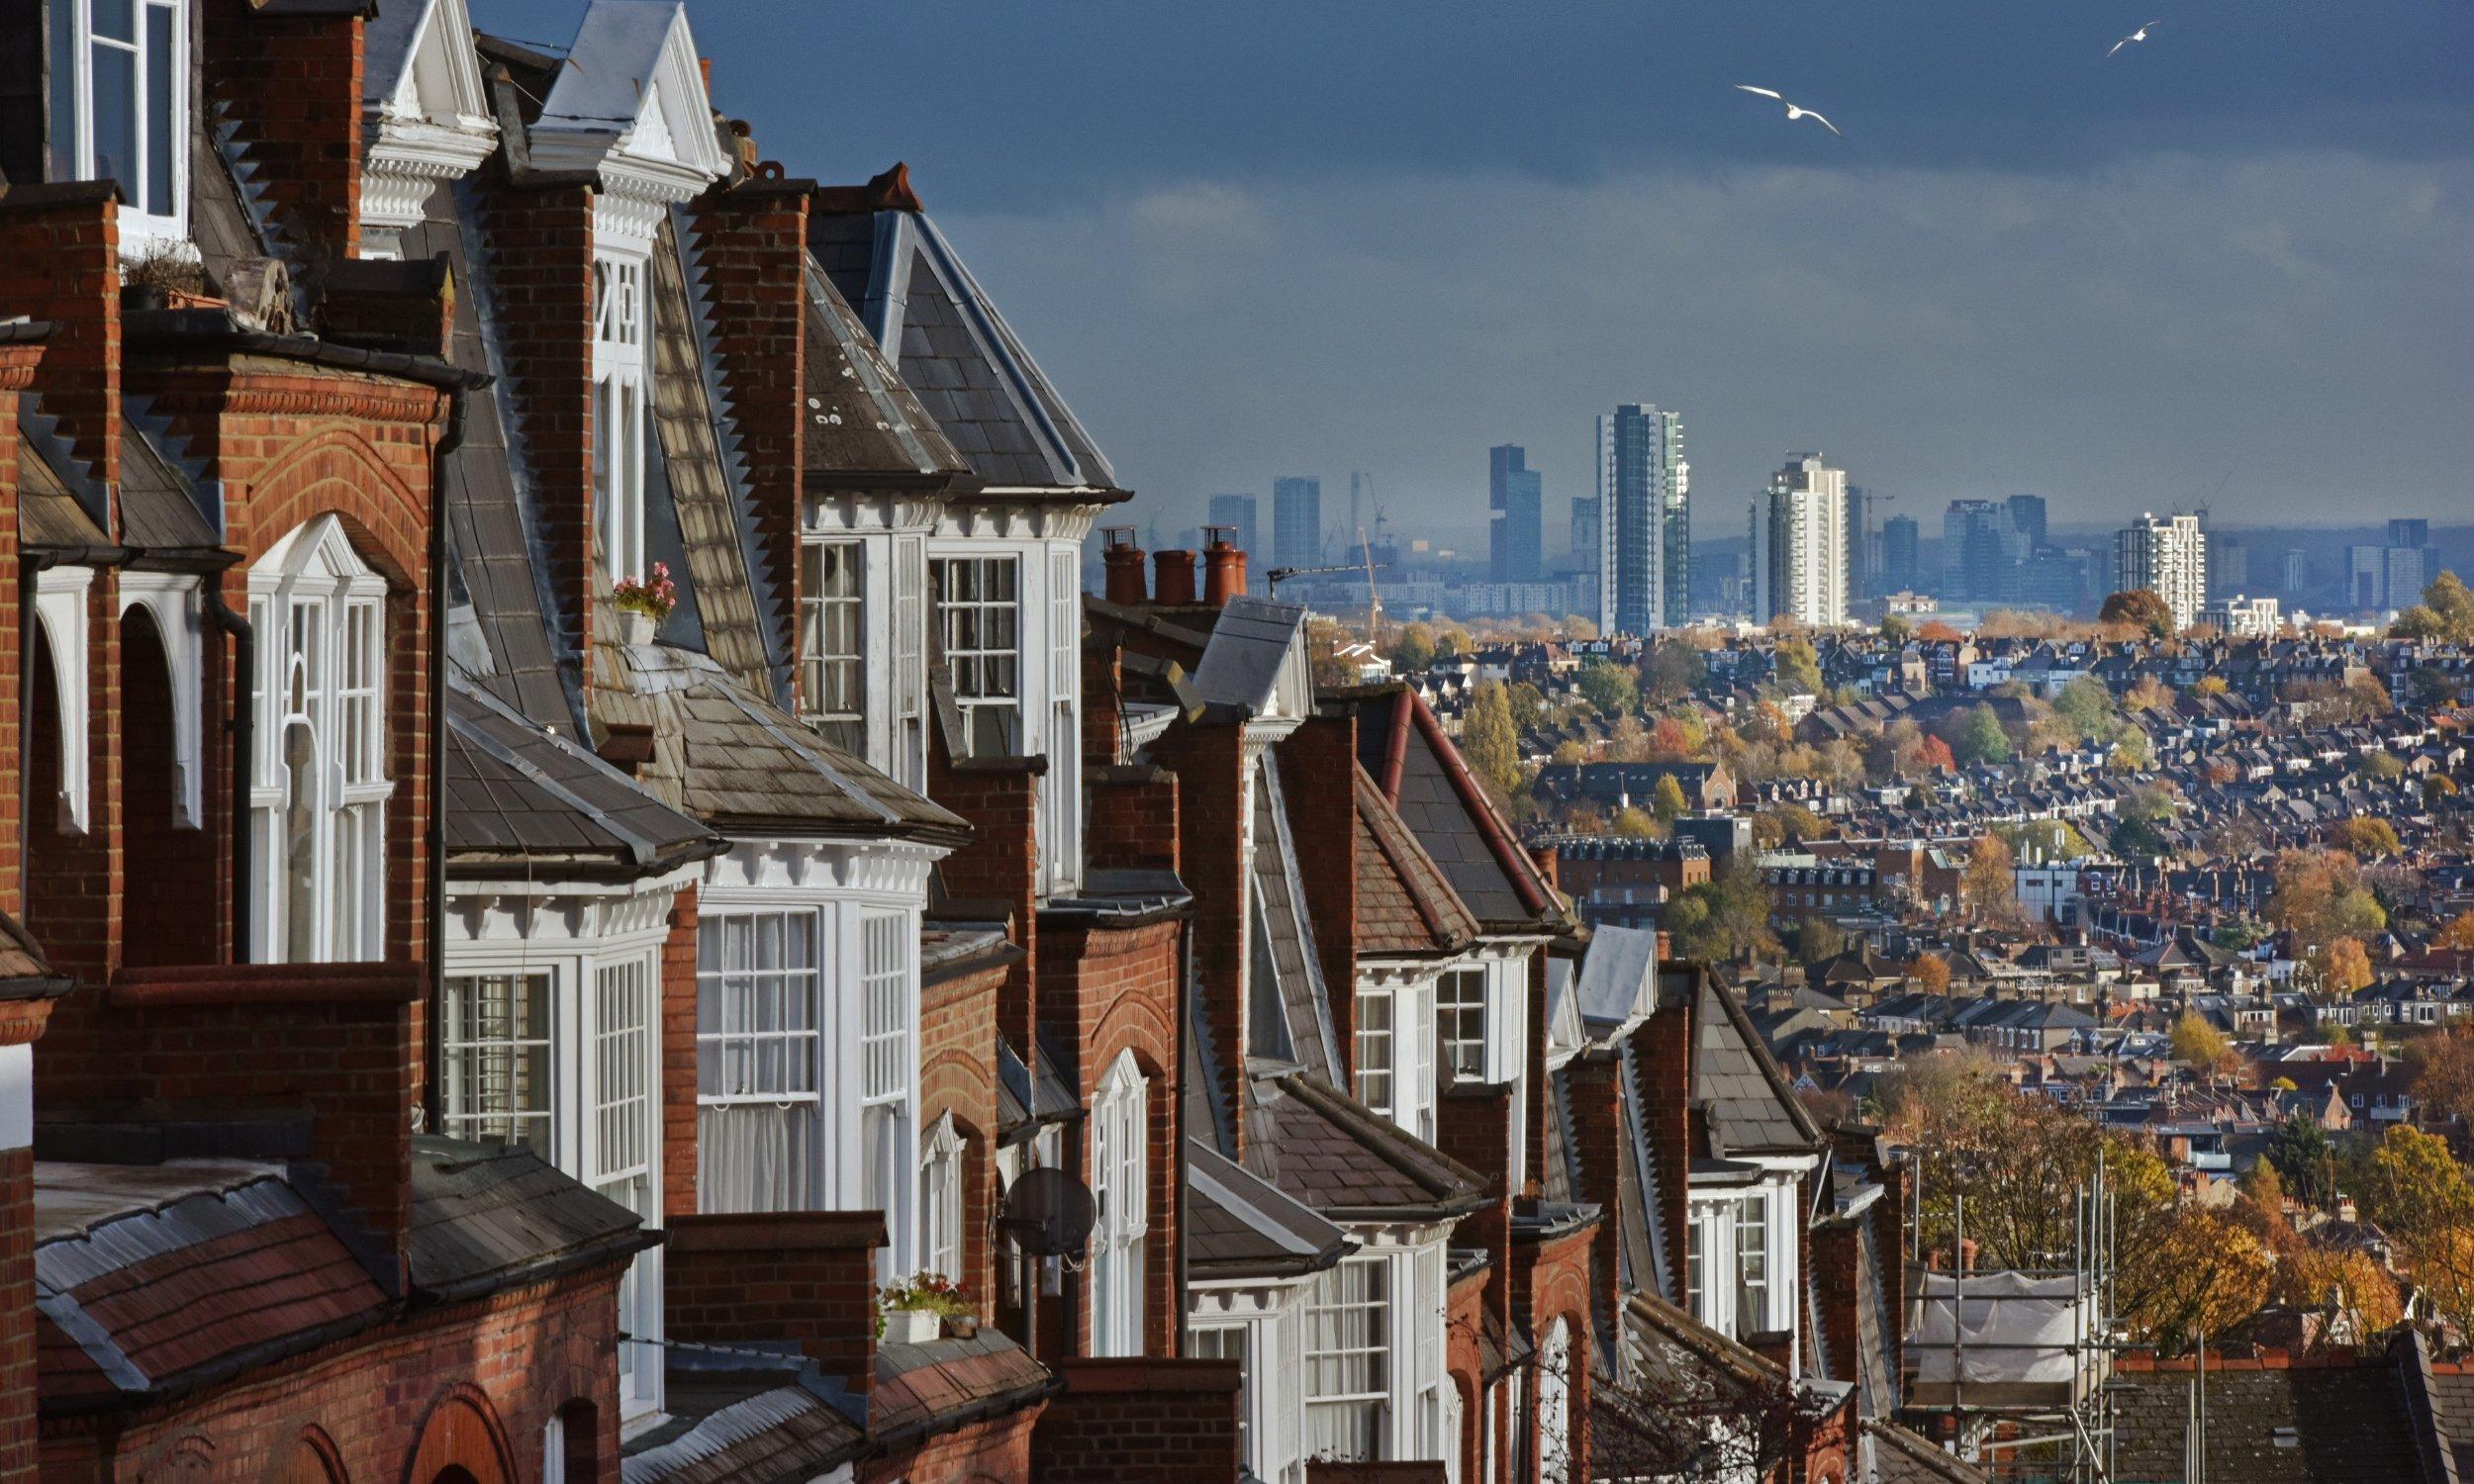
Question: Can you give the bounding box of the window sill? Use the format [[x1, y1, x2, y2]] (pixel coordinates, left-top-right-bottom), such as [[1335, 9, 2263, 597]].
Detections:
[[108, 962, 425, 1010]]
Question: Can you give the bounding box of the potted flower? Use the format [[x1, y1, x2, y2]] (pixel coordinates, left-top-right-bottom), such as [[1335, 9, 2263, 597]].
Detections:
[[877, 1271, 974, 1345], [612, 563, 676, 647]]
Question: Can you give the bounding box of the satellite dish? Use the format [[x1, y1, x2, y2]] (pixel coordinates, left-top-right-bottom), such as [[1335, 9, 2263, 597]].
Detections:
[[999, 1166, 1095, 1256]]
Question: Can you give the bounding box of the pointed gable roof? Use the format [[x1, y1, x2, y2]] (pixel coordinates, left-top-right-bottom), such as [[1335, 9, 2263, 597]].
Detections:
[[798, 252, 972, 484], [809, 172, 1124, 497], [527, 1, 730, 195], [365, 0, 493, 131], [1344, 686, 1564, 933], [1355, 764, 1479, 959]]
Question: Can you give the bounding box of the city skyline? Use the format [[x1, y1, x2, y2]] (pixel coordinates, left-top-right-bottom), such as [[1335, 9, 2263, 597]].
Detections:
[[470, 0, 2474, 543]]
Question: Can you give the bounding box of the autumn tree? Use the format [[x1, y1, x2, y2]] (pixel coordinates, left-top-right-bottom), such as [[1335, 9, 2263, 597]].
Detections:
[[1772, 639, 1824, 697], [2100, 589, 2176, 639], [1461, 682, 1523, 799], [1665, 855, 1779, 964], [1614, 805, 1659, 840], [1651, 773, 1690, 825], [1965, 833, 2020, 925], [2390, 570, 2474, 644], [1644, 637, 1708, 702], [2329, 816, 2402, 860], [2315, 937, 2375, 997], [1908, 953, 1951, 995], [2170, 1011, 2240, 1078], [2432, 911, 2474, 954]]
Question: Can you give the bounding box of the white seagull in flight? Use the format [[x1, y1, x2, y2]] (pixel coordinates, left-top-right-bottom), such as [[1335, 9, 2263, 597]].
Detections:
[[1735, 85, 1844, 139], [2107, 21, 2161, 58]]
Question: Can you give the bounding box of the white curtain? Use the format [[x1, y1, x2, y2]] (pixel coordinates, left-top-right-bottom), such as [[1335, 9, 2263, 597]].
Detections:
[[698, 1102, 819, 1212]]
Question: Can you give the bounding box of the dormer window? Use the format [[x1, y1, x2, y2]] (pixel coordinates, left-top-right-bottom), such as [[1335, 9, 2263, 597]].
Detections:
[[593, 251, 648, 590], [48, 0, 189, 251], [248, 516, 390, 964]]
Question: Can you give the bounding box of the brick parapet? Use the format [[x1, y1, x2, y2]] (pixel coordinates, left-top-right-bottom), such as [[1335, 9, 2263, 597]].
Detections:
[[1027, 1357, 1242, 1484], [665, 1211, 887, 1396]]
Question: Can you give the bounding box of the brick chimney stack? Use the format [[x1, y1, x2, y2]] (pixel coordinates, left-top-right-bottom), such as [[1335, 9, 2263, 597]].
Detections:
[[1154, 549, 1197, 606], [1201, 526, 1247, 606], [1102, 528, 1147, 605]]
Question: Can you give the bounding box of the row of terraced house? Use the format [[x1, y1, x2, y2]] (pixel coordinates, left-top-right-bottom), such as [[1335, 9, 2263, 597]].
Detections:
[[0, 2, 1978, 1481]]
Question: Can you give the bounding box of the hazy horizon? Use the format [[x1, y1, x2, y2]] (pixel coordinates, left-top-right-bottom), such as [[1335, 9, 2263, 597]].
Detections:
[[479, 0, 2474, 545]]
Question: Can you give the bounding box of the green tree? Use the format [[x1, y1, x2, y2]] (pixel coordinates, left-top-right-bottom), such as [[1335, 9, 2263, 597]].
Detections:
[[2392, 571, 2474, 644], [1391, 622, 1436, 674], [1880, 612, 1914, 643], [1460, 682, 1522, 798], [1651, 773, 1690, 825], [1797, 915, 1849, 963], [1507, 682, 1546, 732], [1952, 705, 2013, 768], [2053, 675, 2118, 743], [2100, 589, 2176, 639], [1577, 659, 1639, 717], [2359, 1125, 2474, 1240], [1665, 856, 1779, 964], [2267, 1113, 2339, 1210], [1646, 638, 1709, 702], [1613, 805, 1659, 839], [1773, 640, 1824, 697]]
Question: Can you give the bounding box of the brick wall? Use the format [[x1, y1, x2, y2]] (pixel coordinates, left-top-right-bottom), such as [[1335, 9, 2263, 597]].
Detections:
[[1084, 766, 1179, 875], [24, 569, 120, 988], [1520, 1222, 1599, 1484], [1436, 1083, 1511, 1335], [1081, 643, 1125, 766], [201, 0, 365, 266], [1812, 1218, 1863, 1387], [1565, 1049, 1628, 1326], [1036, 919, 1184, 1357], [920, 959, 1006, 1311], [661, 886, 700, 1221], [1630, 991, 1695, 1310], [665, 1212, 885, 1396], [117, 607, 217, 968], [1276, 718, 1359, 1065], [861, 1406, 1041, 1484], [686, 184, 809, 667], [1027, 1357, 1243, 1484], [0, 185, 120, 493], [42, 1267, 622, 1484], [0, 1148, 33, 1482], [0, 340, 39, 926], [1150, 723, 1248, 1155], [476, 183, 596, 669], [927, 753, 1042, 1059]]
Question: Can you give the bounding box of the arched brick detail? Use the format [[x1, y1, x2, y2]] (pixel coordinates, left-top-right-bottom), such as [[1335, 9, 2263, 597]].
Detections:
[[139, 1432, 217, 1482], [238, 427, 429, 583], [266, 1426, 348, 1484], [400, 1384, 518, 1484]]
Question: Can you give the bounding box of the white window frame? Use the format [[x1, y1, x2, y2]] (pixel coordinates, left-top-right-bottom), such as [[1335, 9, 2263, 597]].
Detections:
[[593, 249, 649, 591], [1356, 978, 1437, 1144], [247, 515, 390, 964], [589, 949, 663, 1413], [1045, 547, 1081, 895], [31, 566, 94, 834], [1354, 986, 1396, 1123], [859, 910, 914, 1282], [919, 1111, 963, 1282], [1090, 1049, 1149, 1356], [696, 907, 824, 1213], [895, 535, 927, 788], [120, 571, 204, 828], [799, 538, 866, 752], [439, 970, 554, 1155], [1436, 968, 1487, 1086], [933, 553, 1020, 755], [48, 0, 190, 252], [1304, 1253, 1390, 1460]]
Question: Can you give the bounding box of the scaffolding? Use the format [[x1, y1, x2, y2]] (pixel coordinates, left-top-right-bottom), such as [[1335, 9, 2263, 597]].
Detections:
[[1900, 1155, 2128, 1483]]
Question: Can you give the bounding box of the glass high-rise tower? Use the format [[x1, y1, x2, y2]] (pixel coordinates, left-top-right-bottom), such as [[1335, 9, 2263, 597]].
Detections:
[[1595, 405, 1687, 634], [1489, 444, 1544, 582]]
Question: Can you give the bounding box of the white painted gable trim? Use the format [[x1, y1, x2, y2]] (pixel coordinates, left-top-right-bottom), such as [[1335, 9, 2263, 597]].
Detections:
[[529, 0, 729, 244], [362, 0, 497, 248]]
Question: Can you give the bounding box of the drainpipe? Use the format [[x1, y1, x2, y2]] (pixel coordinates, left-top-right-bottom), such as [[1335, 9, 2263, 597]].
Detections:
[[200, 583, 252, 962], [424, 382, 470, 1127]]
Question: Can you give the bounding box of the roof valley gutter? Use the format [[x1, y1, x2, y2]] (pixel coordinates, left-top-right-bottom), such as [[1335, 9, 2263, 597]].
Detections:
[[425, 383, 471, 1141]]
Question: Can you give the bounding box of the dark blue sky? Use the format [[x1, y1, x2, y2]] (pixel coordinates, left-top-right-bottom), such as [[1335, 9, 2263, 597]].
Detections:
[[481, 0, 2474, 545]]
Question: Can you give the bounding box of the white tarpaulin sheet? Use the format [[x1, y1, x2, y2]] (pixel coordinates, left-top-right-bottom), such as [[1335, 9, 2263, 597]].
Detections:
[[1909, 1271, 2090, 1405]]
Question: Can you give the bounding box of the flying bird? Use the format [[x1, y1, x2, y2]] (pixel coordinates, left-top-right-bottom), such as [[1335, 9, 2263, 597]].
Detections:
[[2106, 21, 2160, 58], [1734, 84, 1844, 139]]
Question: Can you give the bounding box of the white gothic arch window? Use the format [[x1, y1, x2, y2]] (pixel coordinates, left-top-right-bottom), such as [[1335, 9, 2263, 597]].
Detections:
[[1539, 1315, 1572, 1483], [248, 515, 390, 963], [1089, 1050, 1149, 1356], [919, 1111, 964, 1282]]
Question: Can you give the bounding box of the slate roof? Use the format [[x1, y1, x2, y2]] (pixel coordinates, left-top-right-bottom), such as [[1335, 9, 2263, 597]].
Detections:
[[1354, 764, 1479, 959], [1347, 688, 1564, 933], [1189, 598, 1308, 715], [116, 414, 221, 551], [2108, 1358, 2432, 1483], [1574, 926, 1663, 1026], [995, 1035, 1080, 1147], [810, 175, 1123, 496], [406, 1135, 652, 1300], [1867, 1419, 1989, 1483], [34, 1161, 391, 1410], [872, 1330, 1056, 1438], [616, 644, 970, 842], [16, 401, 110, 549], [1243, 1073, 1490, 1224], [1696, 976, 1824, 1158], [1251, 752, 1341, 1085], [408, 180, 577, 731], [1186, 1140, 1350, 1279], [444, 674, 719, 877], [798, 251, 972, 482], [0, 909, 72, 996], [621, 1358, 866, 1484]]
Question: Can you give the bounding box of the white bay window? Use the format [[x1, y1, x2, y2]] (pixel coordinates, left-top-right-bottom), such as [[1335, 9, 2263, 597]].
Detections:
[[934, 554, 1019, 755], [800, 541, 865, 751], [697, 909, 821, 1213], [248, 516, 389, 964], [1305, 1255, 1389, 1459], [593, 251, 648, 588], [48, 0, 188, 249], [1090, 1050, 1149, 1355]]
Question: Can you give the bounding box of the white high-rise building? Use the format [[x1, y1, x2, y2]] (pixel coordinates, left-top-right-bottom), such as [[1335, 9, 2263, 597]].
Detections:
[[1750, 452, 1850, 628], [2116, 512, 2207, 632]]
